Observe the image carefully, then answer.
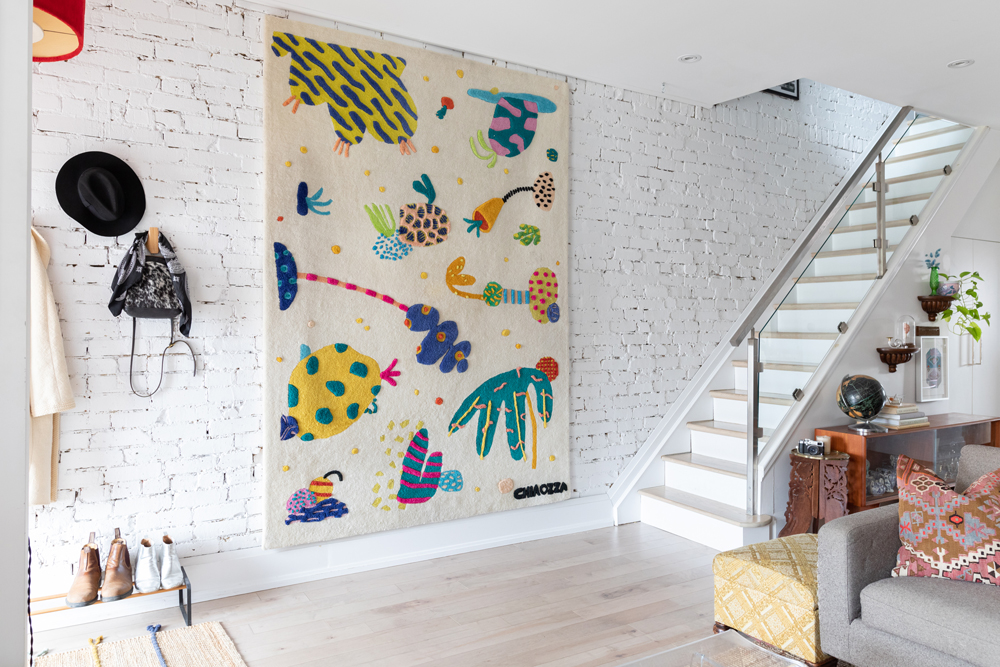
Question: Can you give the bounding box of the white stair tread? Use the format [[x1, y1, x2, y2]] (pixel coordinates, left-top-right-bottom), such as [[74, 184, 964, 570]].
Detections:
[[796, 273, 877, 284], [897, 124, 967, 144], [832, 218, 913, 235], [732, 359, 818, 373], [776, 302, 859, 311], [814, 245, 897, 259], [709, 388, 794, 407], [759, 331, 839, 340], [661, 452, 746, 478], [687, 419, 771, 442], [886, 142, 965, 164], [639, 486, 772, 528], [848, 192, 929, 211], [885, 167, 950, 186]]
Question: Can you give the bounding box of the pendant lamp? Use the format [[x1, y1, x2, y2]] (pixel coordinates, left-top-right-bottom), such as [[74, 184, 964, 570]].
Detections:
[[33, 0, 86, 62]]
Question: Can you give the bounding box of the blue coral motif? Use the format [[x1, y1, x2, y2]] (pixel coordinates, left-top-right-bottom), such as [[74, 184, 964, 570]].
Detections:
[[297, 182, 332, 216]]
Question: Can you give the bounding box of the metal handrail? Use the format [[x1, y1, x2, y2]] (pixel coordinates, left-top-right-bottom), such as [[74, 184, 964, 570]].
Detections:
[[728, 105, 914, 348], [740, 105, 914, 516]]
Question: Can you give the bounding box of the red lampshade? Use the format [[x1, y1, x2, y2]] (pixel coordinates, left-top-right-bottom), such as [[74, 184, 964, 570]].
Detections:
[[33, 0, 86, 62]]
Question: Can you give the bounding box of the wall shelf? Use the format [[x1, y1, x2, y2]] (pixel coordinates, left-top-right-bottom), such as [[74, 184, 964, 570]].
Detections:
[[876, 344, 917, 372], [917, 295, 956, 321]]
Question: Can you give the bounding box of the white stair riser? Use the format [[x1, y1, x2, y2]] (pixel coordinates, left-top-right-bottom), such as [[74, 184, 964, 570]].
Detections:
[[906, 119, 957, 135], [884, 150, 960, 179], [891, 127, 973, 157], [828, 225, 908, 252], [792, 280, 871, 304], [734, 367, 813, 395], [759, 337, 835, 364], [809, 250, 894, 276], [640, 495, 770, 552], [663, 461, 745, 509], [774, 308, 856, 333], [846, 200, 926, 227], [856, 175, 943, 203], [712, 396, 789, 430], [690, 429, 745, 464]]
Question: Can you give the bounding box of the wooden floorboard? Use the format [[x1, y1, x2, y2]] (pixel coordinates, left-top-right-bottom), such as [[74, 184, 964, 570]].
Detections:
[[34, 523, 720, 666]]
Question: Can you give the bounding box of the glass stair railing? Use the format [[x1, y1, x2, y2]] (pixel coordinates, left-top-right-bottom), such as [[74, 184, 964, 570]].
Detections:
[[743, 112, 973, 513]]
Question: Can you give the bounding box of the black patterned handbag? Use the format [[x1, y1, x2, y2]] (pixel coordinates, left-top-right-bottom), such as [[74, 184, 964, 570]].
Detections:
[[109, 230, 195, 397]]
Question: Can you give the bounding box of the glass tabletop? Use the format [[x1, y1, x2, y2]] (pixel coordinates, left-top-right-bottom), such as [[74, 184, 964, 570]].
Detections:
[[620, 631, 801, 667]]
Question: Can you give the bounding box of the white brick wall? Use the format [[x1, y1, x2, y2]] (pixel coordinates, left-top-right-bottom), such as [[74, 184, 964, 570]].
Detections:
[[28, 0, 896, 574]]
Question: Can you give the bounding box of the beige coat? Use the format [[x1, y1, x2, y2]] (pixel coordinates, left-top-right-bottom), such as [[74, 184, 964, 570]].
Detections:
[[30, 227, 75, 505]]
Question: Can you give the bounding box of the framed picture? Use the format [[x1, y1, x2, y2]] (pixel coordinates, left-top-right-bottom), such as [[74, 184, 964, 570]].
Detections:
[[765, 80, 799, 100], [917, 336, 948, 402]]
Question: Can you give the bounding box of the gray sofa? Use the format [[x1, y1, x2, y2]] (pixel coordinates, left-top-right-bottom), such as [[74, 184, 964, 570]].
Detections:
[[818, 445, 1000, 667]]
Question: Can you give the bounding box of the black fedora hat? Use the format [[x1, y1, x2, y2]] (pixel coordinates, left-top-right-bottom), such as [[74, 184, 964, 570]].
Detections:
[[56, 151, 146, 237]]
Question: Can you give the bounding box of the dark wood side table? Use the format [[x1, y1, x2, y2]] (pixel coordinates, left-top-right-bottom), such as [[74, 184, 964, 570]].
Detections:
[[779, 449, 850, 537]]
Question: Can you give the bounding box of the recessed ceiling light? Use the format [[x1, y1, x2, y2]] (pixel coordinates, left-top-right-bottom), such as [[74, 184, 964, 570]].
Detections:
[[677, 54, 702, 64], [947, 59, 975, 69]]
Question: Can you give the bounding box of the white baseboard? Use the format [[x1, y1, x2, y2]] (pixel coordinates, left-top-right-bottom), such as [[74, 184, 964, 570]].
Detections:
[[31, 494, 613, 630]]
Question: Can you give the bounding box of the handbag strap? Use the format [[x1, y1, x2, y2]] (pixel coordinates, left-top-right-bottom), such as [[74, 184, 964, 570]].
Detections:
[[129, 318, 196, 398]]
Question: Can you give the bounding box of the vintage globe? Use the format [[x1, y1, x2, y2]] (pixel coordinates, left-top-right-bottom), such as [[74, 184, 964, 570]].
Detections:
[[836, 374, 886, 421]]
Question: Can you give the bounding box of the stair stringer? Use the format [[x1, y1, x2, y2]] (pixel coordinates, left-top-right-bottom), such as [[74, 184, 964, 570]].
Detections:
[[609, 122, 1000, 527]]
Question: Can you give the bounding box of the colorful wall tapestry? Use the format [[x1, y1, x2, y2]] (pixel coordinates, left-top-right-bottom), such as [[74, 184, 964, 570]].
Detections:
[[262, 16, 570, 549]]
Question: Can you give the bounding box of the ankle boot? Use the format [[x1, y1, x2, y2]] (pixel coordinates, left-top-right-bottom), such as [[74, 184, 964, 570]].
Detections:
[[134, 539, 161, 593], [101, 528, 133, 602], [159, 535, 184, 589], [66, 532, 101, 607]]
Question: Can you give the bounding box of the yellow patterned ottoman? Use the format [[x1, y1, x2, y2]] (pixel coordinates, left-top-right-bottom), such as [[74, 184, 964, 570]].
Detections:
[[713, 533, 832, 666]]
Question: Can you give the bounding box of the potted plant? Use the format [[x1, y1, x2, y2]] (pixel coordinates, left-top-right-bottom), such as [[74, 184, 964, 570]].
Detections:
[[940, 270, 991, 342]]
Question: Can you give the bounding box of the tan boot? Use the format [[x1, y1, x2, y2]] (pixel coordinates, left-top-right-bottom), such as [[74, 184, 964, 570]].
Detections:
[[66, 532, 101, 607], [101, 528, 133, 602]]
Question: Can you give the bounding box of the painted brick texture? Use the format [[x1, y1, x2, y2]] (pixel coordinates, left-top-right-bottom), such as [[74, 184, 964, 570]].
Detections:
[[28, 0, 895, 573]]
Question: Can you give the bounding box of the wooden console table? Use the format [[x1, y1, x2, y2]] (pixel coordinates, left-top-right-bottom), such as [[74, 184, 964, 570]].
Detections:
[[779, 449, 849, 537], [816, 413, 1000, 512]]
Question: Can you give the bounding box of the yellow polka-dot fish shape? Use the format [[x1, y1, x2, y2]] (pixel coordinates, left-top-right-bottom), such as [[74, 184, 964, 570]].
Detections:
[[280, 343, 400, 442]]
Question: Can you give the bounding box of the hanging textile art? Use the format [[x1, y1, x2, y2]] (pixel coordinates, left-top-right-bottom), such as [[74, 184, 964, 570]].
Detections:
[[262, 16, 570, 549]]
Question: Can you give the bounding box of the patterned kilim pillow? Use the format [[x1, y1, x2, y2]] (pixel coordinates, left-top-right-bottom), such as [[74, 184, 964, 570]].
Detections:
[[892, 454, 1000, 585]]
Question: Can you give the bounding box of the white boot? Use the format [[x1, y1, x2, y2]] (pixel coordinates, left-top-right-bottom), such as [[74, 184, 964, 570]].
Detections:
[[159, 535, 184, 589], [134, 539, 161, 594]]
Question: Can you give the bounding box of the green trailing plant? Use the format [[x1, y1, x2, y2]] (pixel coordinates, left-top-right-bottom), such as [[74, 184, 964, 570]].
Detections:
[[940, 271, 991, 342]]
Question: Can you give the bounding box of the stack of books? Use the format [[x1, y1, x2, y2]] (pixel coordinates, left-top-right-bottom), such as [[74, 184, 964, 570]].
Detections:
[[873, 404, 930, 430]]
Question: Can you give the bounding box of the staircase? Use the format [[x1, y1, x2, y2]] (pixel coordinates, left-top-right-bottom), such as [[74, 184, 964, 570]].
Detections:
[[638, 114, 974, 551]]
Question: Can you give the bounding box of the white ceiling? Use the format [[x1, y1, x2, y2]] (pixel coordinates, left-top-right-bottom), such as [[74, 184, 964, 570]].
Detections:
[[255, 0, 1000, 127]]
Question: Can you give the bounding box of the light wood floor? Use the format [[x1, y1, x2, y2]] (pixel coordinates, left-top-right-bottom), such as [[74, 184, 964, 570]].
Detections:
[[35, 524, 720, 666]]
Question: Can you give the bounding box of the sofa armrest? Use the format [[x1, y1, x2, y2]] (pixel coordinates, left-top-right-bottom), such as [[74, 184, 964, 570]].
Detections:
[[817, 504, 901, 660]]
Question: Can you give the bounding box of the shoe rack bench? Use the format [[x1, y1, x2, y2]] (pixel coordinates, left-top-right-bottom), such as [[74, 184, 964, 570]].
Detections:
[[29, 567, 192, 626]]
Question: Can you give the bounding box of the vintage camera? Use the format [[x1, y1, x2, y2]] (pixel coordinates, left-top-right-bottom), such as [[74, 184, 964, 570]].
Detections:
[[797, 439, 825, 456]]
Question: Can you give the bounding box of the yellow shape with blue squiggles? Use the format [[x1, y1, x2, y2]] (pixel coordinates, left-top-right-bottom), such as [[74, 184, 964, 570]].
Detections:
[[287, 344, 383, 441], [271, 32, 419, 156]]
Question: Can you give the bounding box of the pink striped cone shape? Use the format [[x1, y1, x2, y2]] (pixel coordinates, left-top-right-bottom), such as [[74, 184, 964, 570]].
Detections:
[[397, 428, 443, 504]]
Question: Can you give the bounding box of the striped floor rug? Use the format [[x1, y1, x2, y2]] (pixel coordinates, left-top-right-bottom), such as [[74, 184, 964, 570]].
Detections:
[[36, 621, 246, 667]]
